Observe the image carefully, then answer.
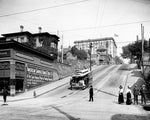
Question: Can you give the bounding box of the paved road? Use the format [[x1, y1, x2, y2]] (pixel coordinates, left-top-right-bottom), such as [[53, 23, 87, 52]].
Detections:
[[0, 64, 150, 120]]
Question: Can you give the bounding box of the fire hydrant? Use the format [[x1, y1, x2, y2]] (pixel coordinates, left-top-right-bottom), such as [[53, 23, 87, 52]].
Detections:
[[33, 91, 36, 98]]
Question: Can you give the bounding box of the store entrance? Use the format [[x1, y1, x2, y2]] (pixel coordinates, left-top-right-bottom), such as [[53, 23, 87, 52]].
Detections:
[[15, 79, 24, 93]]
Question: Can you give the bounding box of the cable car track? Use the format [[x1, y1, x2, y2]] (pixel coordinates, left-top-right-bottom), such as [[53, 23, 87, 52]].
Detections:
[[57, 65, 119, 99]]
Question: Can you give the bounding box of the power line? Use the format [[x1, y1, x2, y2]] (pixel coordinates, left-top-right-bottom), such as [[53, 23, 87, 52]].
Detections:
[[94, 0, 107, 38], [99, 0, 107, 27], [60, 19, 150, 32], [93, 0, 101, 37], [0, 0, 89, 18], [130, 0, 150, 4], [95, 0, 101, 26]]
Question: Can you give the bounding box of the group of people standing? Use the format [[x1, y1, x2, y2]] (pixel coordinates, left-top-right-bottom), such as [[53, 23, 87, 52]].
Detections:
[[118, 84, 147, 105]]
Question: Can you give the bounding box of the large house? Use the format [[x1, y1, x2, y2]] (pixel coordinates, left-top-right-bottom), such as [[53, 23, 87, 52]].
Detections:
[[0, 27, 60, 95], [74, 37, 117, 64]]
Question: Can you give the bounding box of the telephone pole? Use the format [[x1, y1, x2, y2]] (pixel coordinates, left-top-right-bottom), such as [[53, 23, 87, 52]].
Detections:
[[141, 24, 144, 74], [89, 42, 92, 71], [61, 34, 64, 63]]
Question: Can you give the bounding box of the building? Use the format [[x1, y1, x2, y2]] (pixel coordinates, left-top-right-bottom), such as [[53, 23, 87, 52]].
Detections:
[[74, 37, 117, 64], [0, 28, 60, 95]]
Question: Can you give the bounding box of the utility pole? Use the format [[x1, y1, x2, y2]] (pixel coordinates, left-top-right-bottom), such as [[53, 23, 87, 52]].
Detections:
[[57, 30, 59, 62], [61, 34, 64, 63], [141, 24, 144, 74], [89, 42, 92, 71]]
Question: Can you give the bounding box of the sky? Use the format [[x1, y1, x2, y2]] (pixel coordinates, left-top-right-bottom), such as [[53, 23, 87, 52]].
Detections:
[[0, 0, 150, 57]]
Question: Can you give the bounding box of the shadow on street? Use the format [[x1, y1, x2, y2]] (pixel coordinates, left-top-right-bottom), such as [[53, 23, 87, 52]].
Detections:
[[111, 114, 150, 120], [51, 105, 80, 120]]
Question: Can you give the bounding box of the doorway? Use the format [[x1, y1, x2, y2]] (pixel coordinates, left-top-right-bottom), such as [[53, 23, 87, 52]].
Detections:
[[15, 79, 24, 93]]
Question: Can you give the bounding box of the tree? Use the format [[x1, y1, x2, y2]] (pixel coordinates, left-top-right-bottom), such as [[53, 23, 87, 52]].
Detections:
[[70, 46, 87, 60], [71, 46, 78, 56], [114, 56, 123, 64], [121, 40, 149, 64], [77, 49, 87, 60]]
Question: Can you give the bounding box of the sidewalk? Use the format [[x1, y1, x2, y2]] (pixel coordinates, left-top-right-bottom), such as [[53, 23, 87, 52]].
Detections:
[[124, 64, 150, 110], [0, 76, 71, 102]]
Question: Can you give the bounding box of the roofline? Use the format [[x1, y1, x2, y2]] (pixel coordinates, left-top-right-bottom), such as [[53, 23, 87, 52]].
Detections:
[[33, 32, 59, 41], [2, 31, 32, 37], [0, 40, 55, 61], [1, 31, 59, 41], [74, 37, 117, 48]]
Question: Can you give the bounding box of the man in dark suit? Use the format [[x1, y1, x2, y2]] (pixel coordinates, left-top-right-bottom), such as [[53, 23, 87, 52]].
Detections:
[[89, 85, 94, 102], [2, 87, 8, 104]]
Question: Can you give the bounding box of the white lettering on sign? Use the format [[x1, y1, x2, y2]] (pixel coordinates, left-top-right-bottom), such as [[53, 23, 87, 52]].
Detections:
[[26, 66, 53, 88]]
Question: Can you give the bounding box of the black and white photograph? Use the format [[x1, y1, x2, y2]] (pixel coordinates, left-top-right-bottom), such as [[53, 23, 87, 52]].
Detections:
[[0, 0, 150, 120]]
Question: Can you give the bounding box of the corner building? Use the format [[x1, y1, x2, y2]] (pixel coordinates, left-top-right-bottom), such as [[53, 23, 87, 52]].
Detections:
[[0, 31, 59, 95]]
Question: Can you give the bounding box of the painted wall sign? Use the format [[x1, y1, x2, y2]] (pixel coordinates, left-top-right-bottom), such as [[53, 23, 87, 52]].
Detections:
[[26, 66, 53, 88], [0, 50, 10, 58]]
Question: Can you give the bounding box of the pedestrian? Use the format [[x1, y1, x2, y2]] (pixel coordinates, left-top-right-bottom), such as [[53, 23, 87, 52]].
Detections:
[[139, 85, 146, 105], [118, 85, 124, 104], [133, 85, 139, 105], [2, 87, 8, 104], [126, 86, 132, 105], [89, 85, 93, 102]]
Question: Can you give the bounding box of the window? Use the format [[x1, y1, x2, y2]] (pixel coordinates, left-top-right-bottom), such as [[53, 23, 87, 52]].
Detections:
[[51, 42, 55, 48], [20, 37, 28, 43], [20, 37, 24, 43]]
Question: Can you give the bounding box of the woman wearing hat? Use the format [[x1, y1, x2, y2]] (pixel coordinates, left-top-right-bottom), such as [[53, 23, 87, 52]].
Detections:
[[118, 85, 124, 104], [126, 86, 132, 105]]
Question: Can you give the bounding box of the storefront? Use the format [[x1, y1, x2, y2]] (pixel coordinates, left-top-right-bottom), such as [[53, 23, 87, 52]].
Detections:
[[0, 41, 59, 95]]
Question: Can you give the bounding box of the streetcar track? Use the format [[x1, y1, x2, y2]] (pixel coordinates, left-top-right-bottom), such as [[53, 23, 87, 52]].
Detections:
[[61, 65, 119, 99], [47, 65, 110, 98], [40, 65, 118, 100]]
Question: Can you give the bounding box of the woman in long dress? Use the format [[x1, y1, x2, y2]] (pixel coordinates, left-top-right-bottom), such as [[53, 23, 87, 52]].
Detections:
[[118, 85, 124, 104], [126, 86, 132, 105]]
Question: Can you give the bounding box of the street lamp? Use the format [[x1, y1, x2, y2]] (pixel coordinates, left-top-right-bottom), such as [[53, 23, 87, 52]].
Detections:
[[89, 43, 92, 71]]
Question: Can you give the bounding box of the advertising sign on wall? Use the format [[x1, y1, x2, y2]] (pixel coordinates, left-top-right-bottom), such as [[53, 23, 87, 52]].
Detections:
[[0, 50, 10, 58], [26, 66, 53, 89]]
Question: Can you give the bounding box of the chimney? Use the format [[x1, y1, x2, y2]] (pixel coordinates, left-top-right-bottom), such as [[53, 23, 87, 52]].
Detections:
[[20, 25, 24, 32], [38, 27, 42, 33]]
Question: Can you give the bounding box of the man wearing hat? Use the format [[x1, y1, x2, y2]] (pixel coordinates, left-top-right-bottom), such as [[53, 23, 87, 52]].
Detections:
[[133, 85, 139, 104], [139, 84, 146, 104], [89, 85, 94, 102]]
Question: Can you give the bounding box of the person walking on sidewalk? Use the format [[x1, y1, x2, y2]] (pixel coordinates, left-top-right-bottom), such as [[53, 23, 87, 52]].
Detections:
[[126, 86, 132, 105], [118, 85, 124, 104], [89, 85, 93, 102], [139, 85, 146, 105], [133, 85, 139, 105], [2, 87, 8, 104]]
